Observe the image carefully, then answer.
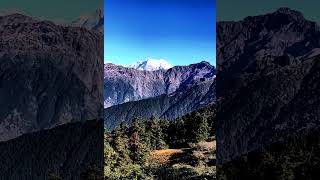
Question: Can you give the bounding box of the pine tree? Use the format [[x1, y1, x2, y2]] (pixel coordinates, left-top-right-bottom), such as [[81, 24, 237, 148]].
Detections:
[[112, 122, 131, 165], [128, 118, 149, 165], [193, 112, 209, 142], [146, 115, 167, 150], [159, 119, 170, 143], [169, 117, 187, 147]]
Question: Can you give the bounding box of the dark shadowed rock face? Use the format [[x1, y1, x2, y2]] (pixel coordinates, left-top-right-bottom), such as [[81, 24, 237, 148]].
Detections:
[[0, 14, 103, 141], [104, 61, 215, 107], [105, 79, 215, 129], [216, 8, 320, 164], [0, 120, 103, 180]]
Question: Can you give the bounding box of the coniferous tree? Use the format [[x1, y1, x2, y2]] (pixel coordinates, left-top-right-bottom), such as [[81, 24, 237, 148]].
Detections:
[[146, 115, 167, 150], [193, 112, 209, 142], [128, 118, 149, 165], [112, 122, 131, 165], [169, 117, 187, 147], [159, 119, 170, 142]]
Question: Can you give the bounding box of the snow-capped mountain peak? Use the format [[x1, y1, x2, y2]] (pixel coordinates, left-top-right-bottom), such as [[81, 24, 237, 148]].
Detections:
[[130, 58, 173, 71]]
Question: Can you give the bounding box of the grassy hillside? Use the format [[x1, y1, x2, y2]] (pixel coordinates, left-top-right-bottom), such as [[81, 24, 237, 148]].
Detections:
[[104, 105, 216, 179]]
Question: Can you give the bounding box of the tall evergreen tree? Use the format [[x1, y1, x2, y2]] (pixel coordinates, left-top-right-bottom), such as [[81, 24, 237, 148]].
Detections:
[[159, 119, 170, 142], [193, 112, 209, 142], [128, 118, 149, 165], [112, 122, 131, 165], [146, 115, 167, 150], [168, 117, 187, 147]]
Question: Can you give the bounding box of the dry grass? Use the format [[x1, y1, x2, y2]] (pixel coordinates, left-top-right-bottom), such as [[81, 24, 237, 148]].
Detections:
[[190, 141, 216, 151], [149, 149, 184, 164]]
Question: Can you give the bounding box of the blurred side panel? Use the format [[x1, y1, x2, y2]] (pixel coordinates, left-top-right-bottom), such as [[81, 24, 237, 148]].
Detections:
[[0, 1, 104, 179], [216, 1, 320, 179]]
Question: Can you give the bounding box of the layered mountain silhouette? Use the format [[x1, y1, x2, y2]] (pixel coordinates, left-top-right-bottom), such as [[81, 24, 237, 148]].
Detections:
[[0, 13, 103, 141], [216, 7, 320, 177], [104, 61, 215, 129], [104, 61, 215, 108], [105, 79, 215, 129]]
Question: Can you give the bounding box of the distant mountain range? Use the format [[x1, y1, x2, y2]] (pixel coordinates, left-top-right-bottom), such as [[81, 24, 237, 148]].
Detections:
[[104, 61, 215, 129], [105, 79, 215, 129], [104, 61, 215, 108], [129, 58, 173, 71]]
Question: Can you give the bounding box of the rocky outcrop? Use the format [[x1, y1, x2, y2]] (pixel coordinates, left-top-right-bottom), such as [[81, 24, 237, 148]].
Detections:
[[0, 14, 103, 141], [104, 61, 215, 107], [105, 79, 215, 129], [0, 119, 103, 180], [216, 7, 320, 165]]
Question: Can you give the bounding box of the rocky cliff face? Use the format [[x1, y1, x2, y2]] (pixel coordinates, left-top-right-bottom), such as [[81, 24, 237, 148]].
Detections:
[[216, 8, 320, 164], [104, 61, 215, 107], [105, 79, 215, 129], [0, 14, 103, 141], [0, 119, 103, 180]]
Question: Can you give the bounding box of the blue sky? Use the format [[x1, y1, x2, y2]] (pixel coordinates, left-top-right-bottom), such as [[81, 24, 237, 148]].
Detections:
[[104, 0, 216, 66]]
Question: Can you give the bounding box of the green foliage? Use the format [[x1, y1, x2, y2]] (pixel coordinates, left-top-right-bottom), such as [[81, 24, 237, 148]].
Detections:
[[193, 112, 210, 142], [129, 118, 150, 165], [104, 105, 215, 179], [168, 117, 187, 147], [111, 122, 131, 165], [146, 116, 167, 150]]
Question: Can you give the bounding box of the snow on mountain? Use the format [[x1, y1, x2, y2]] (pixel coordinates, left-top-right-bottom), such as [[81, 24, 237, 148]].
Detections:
[[130, 58, 173, 71]]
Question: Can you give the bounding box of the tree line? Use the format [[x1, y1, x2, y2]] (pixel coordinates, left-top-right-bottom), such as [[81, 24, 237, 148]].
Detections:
[[104, 105, 215, 179]]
